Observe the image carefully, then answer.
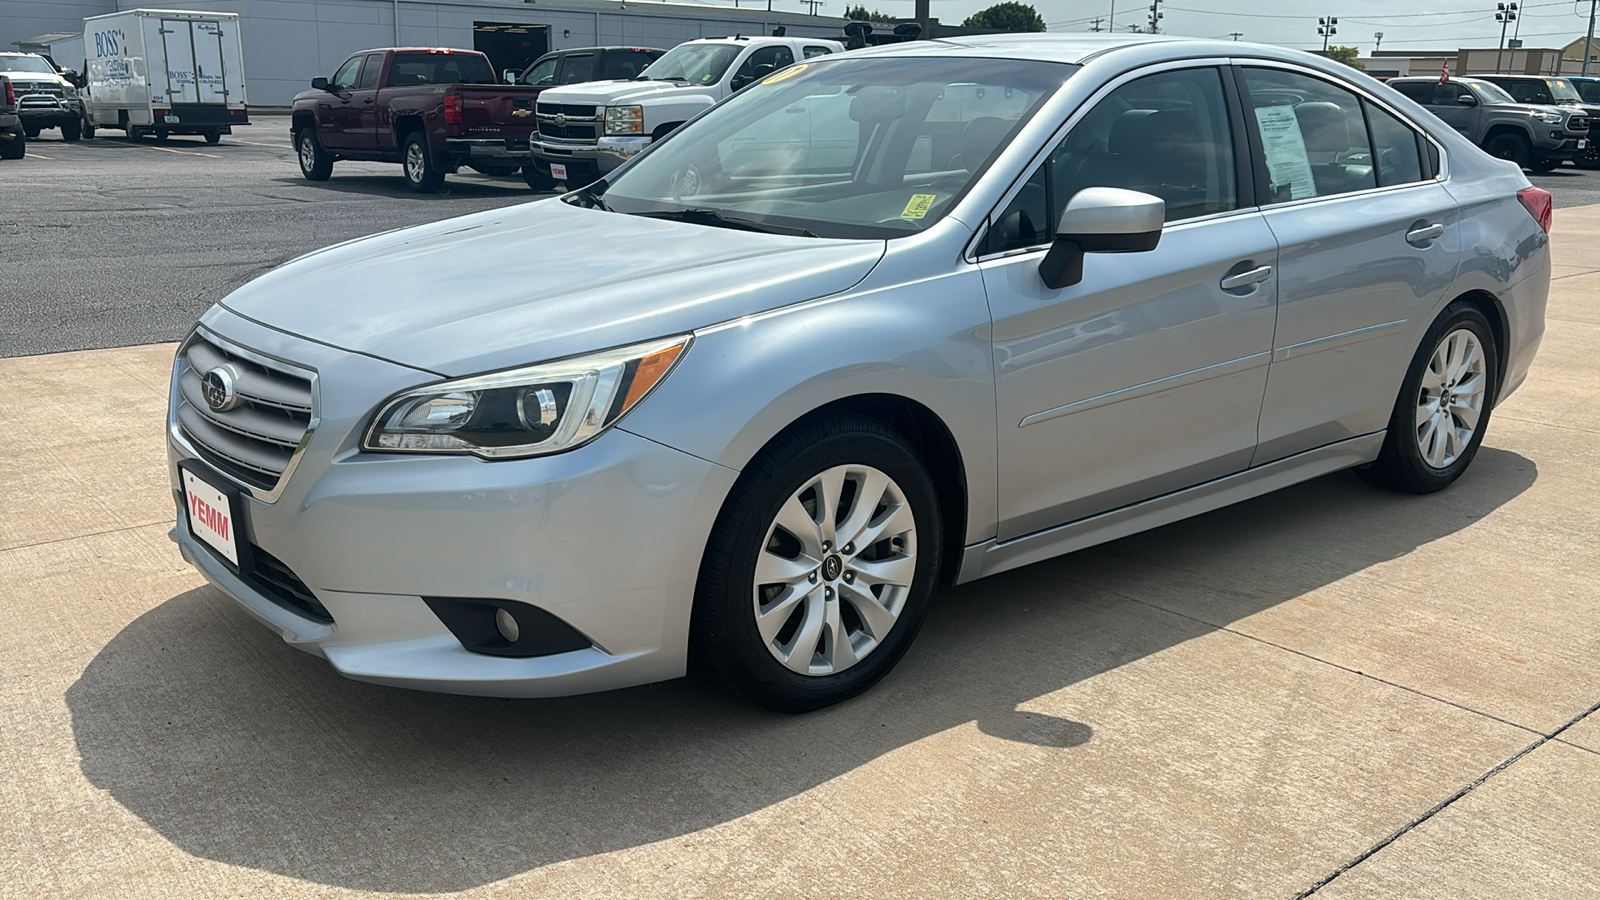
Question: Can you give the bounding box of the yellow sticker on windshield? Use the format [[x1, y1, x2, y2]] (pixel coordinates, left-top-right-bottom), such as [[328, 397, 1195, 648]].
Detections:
[[900, 194, 937, 220], [761, 63, 809, 85]]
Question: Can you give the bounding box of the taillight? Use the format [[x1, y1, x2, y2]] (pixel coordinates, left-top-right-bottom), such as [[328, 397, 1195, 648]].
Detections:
[[1517, 186, 1553, 234], [3, 79, 14, 107], [444, 92, 462, 126]]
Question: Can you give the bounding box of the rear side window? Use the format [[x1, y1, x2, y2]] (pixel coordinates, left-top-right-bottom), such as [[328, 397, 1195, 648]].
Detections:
[[803, 46, 833, 59], [1363, 101, 1425, 186], [1242, 67, 1378, 203], [356, 52, 383, 90], [1390, 81, 1430, 104], [1579, 81, 1600, 103], [598, 50, 659, 80], [1501, 79, 1550, 105], [557, 53, 595, 85], [388, 52, 495, 85]]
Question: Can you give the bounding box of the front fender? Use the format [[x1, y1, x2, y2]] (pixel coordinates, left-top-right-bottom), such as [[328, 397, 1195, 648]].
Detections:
[[641, 96, 715, 130]]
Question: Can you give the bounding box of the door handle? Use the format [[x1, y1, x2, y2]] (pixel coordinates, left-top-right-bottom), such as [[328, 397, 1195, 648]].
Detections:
[[362, 98, 374, 104], [1406, 223, 1445, 244], [1220, 265, 1273, 290]]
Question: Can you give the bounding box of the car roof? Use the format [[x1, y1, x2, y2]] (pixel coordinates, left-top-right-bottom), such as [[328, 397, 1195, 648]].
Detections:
[[844, 33, 1270, 65]]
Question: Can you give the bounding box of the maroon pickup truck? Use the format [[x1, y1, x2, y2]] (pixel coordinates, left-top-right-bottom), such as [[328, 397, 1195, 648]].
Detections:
[[292, 47, 545, 192]]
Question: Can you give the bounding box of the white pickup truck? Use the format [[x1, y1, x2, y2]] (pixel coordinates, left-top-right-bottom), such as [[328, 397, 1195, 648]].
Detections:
[[529, 35, 843, 186]]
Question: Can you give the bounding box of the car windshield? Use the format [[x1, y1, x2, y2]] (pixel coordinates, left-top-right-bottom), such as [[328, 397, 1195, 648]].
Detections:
[[1547, 79, 1583, 103], [639, 44, 741, 85], [1, 55, 57, 75], [1470, 81, 1518, 105], [601, 56, 1073, 239]]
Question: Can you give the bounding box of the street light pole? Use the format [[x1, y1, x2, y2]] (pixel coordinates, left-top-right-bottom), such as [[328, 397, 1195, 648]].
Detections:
[[1495, 3, 1518, 74], [1584, 0, 1598, 78], [1374, 31, 1384, 52], [1318, 16, 1337, 53]]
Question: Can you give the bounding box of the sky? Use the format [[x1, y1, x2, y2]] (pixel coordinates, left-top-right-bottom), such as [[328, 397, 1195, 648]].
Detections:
[[815, 0, 1600, 55]]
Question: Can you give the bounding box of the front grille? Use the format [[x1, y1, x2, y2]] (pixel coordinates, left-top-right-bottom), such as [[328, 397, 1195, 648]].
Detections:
[[537, 103, 597, 118], [1570, 116, 1591, 132], [175, 333, 313, 492], [246, 545, 332, 622], [13, 81, 64, 96], [537, 121, 598, 141]]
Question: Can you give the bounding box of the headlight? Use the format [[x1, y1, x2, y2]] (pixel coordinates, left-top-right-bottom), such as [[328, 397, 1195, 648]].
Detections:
[[63, 83, 78, 98], [1534, 111, 1564, 124], [604, 105, 644, 135], [363, 335, 689, 459]]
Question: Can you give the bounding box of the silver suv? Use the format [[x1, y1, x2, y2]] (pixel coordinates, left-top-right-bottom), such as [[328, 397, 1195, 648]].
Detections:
[[168, 36, 1550, 711]]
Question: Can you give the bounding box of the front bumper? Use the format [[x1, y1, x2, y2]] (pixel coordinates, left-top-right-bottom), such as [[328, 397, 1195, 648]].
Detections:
[[530, 135, 651, 177], [18, 99, 79, 127], [167, 308, 738, 698]]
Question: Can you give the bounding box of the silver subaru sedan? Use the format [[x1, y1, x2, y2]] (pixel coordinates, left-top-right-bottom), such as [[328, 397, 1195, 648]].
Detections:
[[168, 35, 1549, 712]]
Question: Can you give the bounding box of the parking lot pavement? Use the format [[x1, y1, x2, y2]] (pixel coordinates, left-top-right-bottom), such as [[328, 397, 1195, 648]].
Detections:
[[1, 225, 1598, 896], [0, 119, 547, 358]]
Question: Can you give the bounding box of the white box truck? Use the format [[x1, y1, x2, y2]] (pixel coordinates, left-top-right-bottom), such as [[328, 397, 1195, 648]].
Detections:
[[83, 9, 248, 143]]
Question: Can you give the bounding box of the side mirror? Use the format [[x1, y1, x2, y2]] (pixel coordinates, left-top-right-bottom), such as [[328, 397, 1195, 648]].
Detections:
[[730, 72, 754, 91], [311, 76, 329, 91], [1456, 93, 1477, 106], [1038, 187, 1164, 290], [502, 69, 518, 84]]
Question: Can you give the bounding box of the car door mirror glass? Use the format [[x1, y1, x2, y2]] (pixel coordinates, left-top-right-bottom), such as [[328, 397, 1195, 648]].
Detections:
[[1039, 187, 1165, 290], [1457, 93, 1477, 106], [312, 76, 329, 91]]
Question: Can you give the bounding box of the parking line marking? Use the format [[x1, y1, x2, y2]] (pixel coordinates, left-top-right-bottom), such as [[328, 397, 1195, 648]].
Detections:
[[137, 145, 222, 158], [25, 152, 54, 159], [229, 139, 291, 148]]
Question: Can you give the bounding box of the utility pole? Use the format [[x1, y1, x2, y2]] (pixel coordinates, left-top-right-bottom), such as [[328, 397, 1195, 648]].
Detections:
[[1495, 3, 1518, 74], [1584, 0, 1597, 77], [914, 0, 928, 39], [1089, 17, 1105, 32], [1374, 31, 1383, 52], [1108, 0, 1116, 33], [1229, 32, 1244, 41], [1147, 0, 1162, 34], [1318, 16, 1337, 53]]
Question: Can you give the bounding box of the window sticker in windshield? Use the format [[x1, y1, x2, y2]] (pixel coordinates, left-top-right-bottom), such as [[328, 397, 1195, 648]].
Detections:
[[762, 63, 808, 86], [1254, 105, 1317, 201], [900, 194, 937, 220]]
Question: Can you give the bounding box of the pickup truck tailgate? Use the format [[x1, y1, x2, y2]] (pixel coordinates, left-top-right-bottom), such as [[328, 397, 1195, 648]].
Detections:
[[459, 84, 542, 140]]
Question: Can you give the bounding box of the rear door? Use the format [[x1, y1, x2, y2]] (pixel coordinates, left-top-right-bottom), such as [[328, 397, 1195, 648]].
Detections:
[[350, 51, 384, 151], [160, 19, 198, 104], [190, 20, 227, 104], [555, 52, 595, 86], [1238, 64, 1461, 464]]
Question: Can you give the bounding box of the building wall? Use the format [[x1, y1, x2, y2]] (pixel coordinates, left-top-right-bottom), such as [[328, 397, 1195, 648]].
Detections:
[[107, 0, 846, 105], [1, 0, 115, 51]]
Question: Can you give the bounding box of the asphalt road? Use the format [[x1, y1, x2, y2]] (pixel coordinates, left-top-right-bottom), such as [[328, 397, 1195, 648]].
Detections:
[[3, 118, 1598, 358], [0, 119, 545, 358]]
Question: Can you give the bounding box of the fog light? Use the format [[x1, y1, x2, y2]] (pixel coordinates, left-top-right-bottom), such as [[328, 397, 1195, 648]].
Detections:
[[495, 607, 520, 643]]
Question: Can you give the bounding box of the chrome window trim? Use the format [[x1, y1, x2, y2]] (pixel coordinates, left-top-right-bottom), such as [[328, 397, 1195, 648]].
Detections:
[[1229, 57, 1451, 197], [972, 206, 1266, 265], [168, 324, 321, 505], [966, 57, 1242, 263]]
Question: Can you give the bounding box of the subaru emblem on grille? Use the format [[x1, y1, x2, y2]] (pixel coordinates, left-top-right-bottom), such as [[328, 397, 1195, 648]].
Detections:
[[553, 113, 567, 126], [201, 365, 241, 412]]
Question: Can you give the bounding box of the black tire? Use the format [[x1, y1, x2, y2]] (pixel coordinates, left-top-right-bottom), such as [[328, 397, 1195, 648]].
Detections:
[[692, 414, 943, 713], [1575, 145, 1600, 170], [1529, 157, 1561, 173], [0, 127, 24, 160], [296, 129, 333, 181], [467, 161, 520, 177], [22, 124, 40, 139], [82, 119, 95, 140], [125, 126, 142, 142], [61, 119, 82, 142], [204, 130, 221, 145], [1358, 302, 1499, 494], [401, 132, 444, 192], [1483, 132, 1532, 170], [522, 163, 556, 191], [153, 128, 169, 142]]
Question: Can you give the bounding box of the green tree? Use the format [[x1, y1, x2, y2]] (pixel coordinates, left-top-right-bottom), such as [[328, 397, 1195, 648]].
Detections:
[[1326, 46, 1366, 71], [844, 5, 895, 21], [962, 1, 1046, 32]]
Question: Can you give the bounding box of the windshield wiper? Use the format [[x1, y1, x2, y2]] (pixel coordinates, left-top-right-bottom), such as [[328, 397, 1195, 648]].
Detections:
[[631, 207, 817, 237]]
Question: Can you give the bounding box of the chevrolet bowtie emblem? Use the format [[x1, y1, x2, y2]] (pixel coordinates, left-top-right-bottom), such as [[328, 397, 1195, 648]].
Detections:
[[512, 109, 531, 117]]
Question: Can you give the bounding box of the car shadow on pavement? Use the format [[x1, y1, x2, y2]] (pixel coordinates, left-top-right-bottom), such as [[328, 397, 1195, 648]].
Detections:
[[66, 447, 1537, 893], [271, 175, 551, 200]]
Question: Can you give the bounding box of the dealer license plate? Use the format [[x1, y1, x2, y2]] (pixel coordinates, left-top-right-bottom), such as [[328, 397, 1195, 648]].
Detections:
[[183, 467, 239, 566], [1580, 139, 1589, 150], [550, 162, 568, 181]]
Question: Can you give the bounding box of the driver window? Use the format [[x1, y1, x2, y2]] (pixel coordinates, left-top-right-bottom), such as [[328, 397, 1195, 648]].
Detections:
[[329, 56, 363, 92], [523, 57, 557, 87], [734, 46, 795, 85], [984, 67, 1239, 255]]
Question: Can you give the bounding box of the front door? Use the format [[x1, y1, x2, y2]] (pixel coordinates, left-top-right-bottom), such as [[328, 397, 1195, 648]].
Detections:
[[317, 55, 364, 152], [1237, 65, 1462, 463], [982, 65, 1279, 540]]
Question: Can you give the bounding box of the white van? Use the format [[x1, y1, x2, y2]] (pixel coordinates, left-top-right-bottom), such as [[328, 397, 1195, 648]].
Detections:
[[84, 9, 249, 143]]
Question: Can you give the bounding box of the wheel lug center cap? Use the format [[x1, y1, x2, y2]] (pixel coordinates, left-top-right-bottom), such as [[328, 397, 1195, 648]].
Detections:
[[821, 554, 843, 582]]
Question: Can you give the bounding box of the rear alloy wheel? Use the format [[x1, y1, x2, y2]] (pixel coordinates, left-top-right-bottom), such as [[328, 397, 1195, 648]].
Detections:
[[402, 132, 444, 192], [693, 415, 942, 712], [1359, 303, 1497, 494], [1484, 132, 1533, 170], [297, 130, 333, 181]]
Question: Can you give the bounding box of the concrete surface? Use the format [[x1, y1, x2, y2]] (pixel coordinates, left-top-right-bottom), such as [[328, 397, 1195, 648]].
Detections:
[[2, 208, 1598, 898]]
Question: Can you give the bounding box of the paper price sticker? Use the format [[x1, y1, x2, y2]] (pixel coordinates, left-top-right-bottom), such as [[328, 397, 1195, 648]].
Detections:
[[900, 194, 937, 220], [761, 64, 809, 85]]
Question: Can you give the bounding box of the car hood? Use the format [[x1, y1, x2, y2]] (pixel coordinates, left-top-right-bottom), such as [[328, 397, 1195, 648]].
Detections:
[[219, 198, 886, 376], [0, 69, 65, 84], [539, 80, 714, 106]]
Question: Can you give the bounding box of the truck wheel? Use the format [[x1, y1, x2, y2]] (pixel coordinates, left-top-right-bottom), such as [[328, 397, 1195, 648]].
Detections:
[[1529, 158, 1561, 173], [296, 130, 333, 181], [402, 133, 444, 192], [153, 128, 169, 142], [468, 161, 520, 178], [1576, 145, 1600, 170], [23, 125, 40, 139], [126, 127, 142, 142], [522, 163, 556, 191], [0, 127, 24, 160], [1484, 132, 1532, 170], [82, 120, 95, 139], [205, 130, 221, 145], [61, 119, 82, 142]]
